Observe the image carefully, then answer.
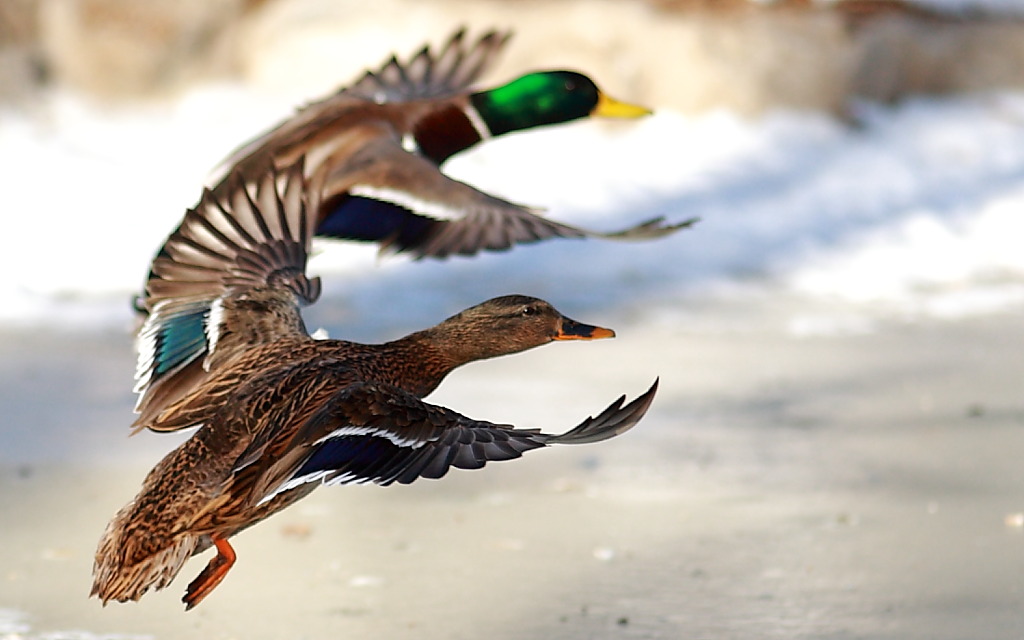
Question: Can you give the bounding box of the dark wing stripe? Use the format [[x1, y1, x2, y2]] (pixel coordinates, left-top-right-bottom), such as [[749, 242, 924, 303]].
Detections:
[[260, 380, 656, 499], [163, 234, 233, 265], [232, 178, 275, 244], [185, 204, 242, 252], [263, 170, 292, 241], [297, 436, 399, 478], [281, 166, 311, 246], [149, 259, 224, 279], [393, 51, 412, 88], [318, 195, 440, 248], [207, 188, 261, 249], [409, 44, 432, 87], [434, 30, 464, 86]]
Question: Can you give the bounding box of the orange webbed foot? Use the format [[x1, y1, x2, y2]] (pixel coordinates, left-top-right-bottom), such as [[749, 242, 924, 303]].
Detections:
[[182, 536, 236, 610]]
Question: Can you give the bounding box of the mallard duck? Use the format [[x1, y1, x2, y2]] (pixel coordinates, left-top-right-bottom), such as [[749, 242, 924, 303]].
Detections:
[[131, 28, 693, 406], [209, 27, 696, 259], [94, 158, 659, 609]]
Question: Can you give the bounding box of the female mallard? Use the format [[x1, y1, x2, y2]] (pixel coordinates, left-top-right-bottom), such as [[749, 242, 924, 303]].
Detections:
[[95, 158, 659, 609], [209, 27, 695, 259]]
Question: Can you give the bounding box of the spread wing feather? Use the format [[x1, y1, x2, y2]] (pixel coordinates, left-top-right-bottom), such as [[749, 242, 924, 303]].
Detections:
[[341, 28, 512, 103], [254, 378, 659, 502], [134, 159, 320, 429], [319, 138, 697, 258]]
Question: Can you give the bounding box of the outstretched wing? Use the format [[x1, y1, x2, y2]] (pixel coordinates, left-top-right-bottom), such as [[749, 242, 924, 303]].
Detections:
[[212, 27, 694, 260], [252, 378, 659, 503], [212, 28, 511, 181], [316, 136, 698, 258], [341, 27, 511, 103], [134, 159, 320, 428]]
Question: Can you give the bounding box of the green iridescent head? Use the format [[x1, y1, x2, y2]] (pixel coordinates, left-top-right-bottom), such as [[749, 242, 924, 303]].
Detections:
[[470, 70, 651, 137]]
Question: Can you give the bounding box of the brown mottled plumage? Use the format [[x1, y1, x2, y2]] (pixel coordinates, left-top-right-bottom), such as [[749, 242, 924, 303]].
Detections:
[[93, 159, 659, 609]]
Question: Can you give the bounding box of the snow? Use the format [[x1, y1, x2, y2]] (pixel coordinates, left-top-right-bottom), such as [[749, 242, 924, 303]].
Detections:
[[4, 85, 1024, 333]]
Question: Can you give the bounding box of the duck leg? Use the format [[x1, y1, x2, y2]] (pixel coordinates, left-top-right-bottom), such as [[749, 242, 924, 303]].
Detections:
[[183, 535, 236, 610]]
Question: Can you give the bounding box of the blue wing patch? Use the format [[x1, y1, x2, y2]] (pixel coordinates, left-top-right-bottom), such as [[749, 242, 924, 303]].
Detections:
[[294, 436, 401, 481], [316, 195, 436, 252], [136, 303, 209, 394], [152, 309, 207, 376]]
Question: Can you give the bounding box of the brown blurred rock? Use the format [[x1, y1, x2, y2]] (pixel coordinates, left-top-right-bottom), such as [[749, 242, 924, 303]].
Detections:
[[0, 0, 45, 103], [233, 0, 1024, 116], [849, 11, 1024, 104], [10, 0, 1024, 113], [231, 0, 855, 115], [36, 0, 259, 98]]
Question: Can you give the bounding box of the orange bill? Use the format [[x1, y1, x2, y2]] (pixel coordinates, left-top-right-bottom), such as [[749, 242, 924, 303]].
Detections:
[[555, 317, 616, 340]]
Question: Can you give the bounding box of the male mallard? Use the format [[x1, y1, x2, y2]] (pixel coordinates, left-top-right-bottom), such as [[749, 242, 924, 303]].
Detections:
[[132, 29, 690, 427], [95, 158, 659, 609], [209, 27, 695, 258]]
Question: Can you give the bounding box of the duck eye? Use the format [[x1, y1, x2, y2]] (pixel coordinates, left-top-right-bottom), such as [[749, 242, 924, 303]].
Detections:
[[521, 305, 538, 316]]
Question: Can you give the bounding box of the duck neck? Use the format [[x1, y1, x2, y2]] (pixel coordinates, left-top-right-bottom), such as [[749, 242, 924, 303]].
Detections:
[[381, 321, 517, 397], [411, 102, 487, 164], [375, 330, 463, 398]]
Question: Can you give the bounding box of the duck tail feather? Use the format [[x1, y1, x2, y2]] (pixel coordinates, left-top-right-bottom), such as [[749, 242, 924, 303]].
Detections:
[[91, 505, 201, 605]]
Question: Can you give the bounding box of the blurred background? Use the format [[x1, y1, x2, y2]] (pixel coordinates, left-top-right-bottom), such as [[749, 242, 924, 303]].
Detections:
[[4, 1, 1024, 639], [6, 0, 1024, 109], [4, 0, 1024, 329]]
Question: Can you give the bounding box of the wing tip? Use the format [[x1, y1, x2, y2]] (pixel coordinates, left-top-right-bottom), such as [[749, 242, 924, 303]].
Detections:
[[549, 378, 660, 446], [597, 216, 700, 240]]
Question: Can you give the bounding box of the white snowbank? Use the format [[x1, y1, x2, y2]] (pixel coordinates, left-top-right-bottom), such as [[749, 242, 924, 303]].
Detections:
[[4, 87, 1024, 330]]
